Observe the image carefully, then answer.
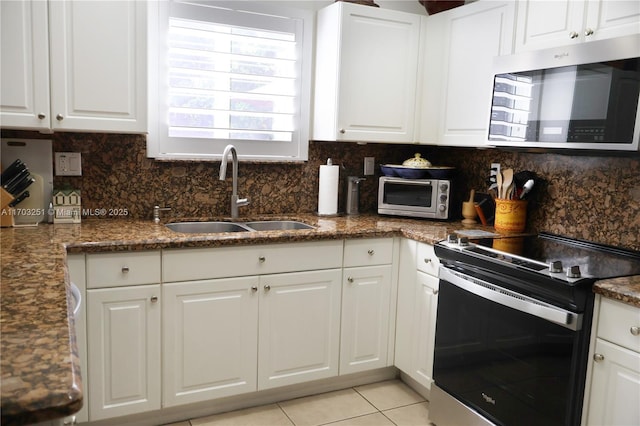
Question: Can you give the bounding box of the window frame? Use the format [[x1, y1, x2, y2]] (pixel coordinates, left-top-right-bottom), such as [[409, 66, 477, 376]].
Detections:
[[147, 0, 313, 162]]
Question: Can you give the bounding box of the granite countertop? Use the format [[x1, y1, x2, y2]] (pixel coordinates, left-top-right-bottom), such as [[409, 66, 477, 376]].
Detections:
[[1, 214, 638, 424]]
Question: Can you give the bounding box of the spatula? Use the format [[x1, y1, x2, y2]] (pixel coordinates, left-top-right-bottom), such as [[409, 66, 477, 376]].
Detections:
[[496, 171, 503, 199], [501, 168, 513, 200]]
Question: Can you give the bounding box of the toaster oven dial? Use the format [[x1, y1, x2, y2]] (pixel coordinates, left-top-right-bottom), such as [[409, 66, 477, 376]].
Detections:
[[440, 183, 449, 192], [439, 204, 446, 212], [440, 194, 448, 202]]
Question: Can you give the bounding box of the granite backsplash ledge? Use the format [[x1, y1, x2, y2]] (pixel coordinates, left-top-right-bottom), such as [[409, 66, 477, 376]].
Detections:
[[1, 130, 639, 251]]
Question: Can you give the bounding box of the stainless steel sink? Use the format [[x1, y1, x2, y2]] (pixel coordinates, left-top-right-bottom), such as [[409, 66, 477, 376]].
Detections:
[[165, 221, 253, 233], [165, 220, 314, 233], [243, 220, 315, 231]]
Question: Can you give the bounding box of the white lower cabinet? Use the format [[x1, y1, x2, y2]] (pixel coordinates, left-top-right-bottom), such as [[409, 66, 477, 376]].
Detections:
[[162, 277, 259, 407], [586, 296, 640, 425], [258, 269, 342, 389], [395, 239, 440, 390], [340, 265, 392, 375], [86, 284, 161, 421]]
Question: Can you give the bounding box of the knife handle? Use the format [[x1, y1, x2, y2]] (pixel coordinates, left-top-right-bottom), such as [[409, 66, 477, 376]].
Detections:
[[475, 203, 488, 226]]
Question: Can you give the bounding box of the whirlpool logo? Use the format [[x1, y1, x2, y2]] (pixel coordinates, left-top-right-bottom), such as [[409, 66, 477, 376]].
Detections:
[[554, 52, 570, 59], [482, 392, 496, 405]]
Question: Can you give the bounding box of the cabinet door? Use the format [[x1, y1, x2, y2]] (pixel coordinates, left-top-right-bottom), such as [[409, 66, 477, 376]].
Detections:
[[340, 265, 392, 375], [48, 0, 147, 133], [515, 0, 586, 52], [587, 338, 640, 426], [258, 269, 342, 390], [314, 2, 420, 143], [87, 285, 161, 420], [410, 271, 439, 389], [163, 277, 259, 407], [420, 1, 515, 146], [584, 0, 640, 42], [0, 0, 50, 130], [66, 254, 88, 424]]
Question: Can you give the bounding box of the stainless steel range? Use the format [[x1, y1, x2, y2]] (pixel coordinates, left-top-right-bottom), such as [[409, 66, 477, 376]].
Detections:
[[431, 233, 640, 426]]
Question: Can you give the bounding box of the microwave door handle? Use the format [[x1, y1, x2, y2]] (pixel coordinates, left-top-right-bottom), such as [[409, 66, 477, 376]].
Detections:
[[386, 177, 434, 185], [439, 267, 582, 331]]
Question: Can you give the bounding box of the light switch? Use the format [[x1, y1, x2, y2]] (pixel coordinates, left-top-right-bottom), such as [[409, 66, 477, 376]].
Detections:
[[55, 152, 82, 176], [364, 157, 375, 176]]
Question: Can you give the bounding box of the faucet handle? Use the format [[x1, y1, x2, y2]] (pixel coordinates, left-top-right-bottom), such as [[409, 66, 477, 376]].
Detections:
[[153, 205, 171, 223], [237, 197, 250, 207]]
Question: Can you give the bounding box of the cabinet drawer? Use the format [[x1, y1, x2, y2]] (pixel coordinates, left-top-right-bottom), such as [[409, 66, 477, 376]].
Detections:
[[163, 240, 344, 282], [87, 251, 161, 289], [343, 238, 393, 267], [598, 297, 640, 352], [416, 243, 440, 277]]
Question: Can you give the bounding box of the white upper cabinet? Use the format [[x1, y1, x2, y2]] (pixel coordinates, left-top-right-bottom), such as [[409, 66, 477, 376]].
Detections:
[[1, 0, 147, 133], [515, 0, 640, 52], [313, 2, 421, 143], [0, 1, 50, 131], [419, 0, 515, 146]]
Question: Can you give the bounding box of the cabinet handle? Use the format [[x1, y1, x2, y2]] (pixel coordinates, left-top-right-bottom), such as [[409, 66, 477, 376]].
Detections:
[[56, 114, 64, 121], [264, 284, 271, 291], [424, 258, 432, 264], [367, 249, 375, 256], [37, 113, 46, 120], [593, 353, 604, 362], [584, 28, 594, 36], [150, 296, 158, 303], [631, 326, 640, 336], [251, 286, 258, 292], [569, 31, 579, 39], [121, 266, 130, 273], [258, 256, 266, 263], [347, 277, 354, 283]]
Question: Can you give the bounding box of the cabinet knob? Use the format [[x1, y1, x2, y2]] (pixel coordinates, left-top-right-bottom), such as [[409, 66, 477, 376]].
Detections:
[[251, 286, 258, 292], [347, 277, 354, 283], [584, 28, 594, 36], [424, 258, 432, 264], [432, 289, 439, 295], [258, 256, 266, 263], [37, 113, 46, 120], [339, 128, 346, 134], [121, 266, 130, 273], [569, 31, 579, 39], [367, 249, 375, 256], [264, 284, 271, 291], [150, 296, 158, 303], [631, 326, 640, 336], [593, 353, 604, 362], [56, 114, 64, 121]]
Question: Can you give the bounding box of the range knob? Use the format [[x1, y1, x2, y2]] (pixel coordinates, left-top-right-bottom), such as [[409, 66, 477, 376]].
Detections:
[[458, 237, 470, 246], [447, 234, 458, 243], [549, 261, 563, 273], [567, 265, 582, 279]]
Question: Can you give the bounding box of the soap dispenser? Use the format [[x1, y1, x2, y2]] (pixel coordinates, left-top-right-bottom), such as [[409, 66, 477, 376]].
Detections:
[[345, 176, 366, 215]]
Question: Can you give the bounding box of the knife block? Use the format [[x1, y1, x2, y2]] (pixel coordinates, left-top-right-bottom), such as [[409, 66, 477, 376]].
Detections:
[[1, 187, 15, 227]]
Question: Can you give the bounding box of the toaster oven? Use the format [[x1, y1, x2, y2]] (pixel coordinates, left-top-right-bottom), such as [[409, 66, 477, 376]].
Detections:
[[378, 176, 452, 219]]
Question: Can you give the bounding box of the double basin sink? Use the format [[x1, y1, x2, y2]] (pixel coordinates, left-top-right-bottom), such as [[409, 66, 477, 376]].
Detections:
[[166, 220, 315, 234]]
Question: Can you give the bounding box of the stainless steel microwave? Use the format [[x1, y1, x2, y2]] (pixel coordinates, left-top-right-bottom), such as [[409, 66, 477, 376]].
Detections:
[[378, 176, 452, 219], [487, 34, 640, 151]]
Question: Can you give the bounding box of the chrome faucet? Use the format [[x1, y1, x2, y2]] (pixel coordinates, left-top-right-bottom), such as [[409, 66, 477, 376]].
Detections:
[[219, 144, 249, 219]]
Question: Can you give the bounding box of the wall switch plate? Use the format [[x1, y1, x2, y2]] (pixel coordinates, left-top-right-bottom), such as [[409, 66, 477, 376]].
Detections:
[[364, 157, 375, 176], [55, 152, 82, 176]]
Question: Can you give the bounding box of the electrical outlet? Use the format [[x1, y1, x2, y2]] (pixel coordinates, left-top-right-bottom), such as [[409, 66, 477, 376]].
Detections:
[[55, 152, 82, 176], [364, 157, 375, 176]]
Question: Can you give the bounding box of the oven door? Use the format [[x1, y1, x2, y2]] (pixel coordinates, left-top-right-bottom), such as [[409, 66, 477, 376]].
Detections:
[[432, 266, 586, 426], [377, 177, 439, 218]]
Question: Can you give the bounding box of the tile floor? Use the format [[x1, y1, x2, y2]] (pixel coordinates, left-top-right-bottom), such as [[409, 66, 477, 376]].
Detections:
[[165, 380, 432, 426]]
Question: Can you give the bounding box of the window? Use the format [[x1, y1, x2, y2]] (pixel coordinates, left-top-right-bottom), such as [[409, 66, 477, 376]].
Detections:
[[148, 1, 313, 161]]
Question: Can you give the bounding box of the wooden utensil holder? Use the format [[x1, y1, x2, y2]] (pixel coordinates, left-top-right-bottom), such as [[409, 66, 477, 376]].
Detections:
[[1, 187, 15, 227]]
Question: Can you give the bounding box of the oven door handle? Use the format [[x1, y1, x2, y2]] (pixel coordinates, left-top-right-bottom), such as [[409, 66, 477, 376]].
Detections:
[[440, 267, 582, 331]]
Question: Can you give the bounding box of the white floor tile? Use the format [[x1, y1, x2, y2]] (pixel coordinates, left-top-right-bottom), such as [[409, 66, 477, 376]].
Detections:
[[190, 403, 294, 426], [279, 388, 377, 426], [382, 402, 431, 426], [355, 380, 425, 411]]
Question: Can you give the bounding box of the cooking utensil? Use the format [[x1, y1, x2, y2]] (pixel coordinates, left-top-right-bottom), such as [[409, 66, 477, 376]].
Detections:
[[3, 167, 28, 193], [496, 171, 503, 198], [13, 174, 44, 224], [8, 191, 29, 207], [519, 179, 535, 199], [5, 170, 31, 195], [1, 159, 24, 184], [10, 177, 34, 196], [501, 168, 513, 199]]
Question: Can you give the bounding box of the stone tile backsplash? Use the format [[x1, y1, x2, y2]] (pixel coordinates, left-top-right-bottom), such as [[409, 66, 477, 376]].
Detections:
[[2, 130, 638, 250]]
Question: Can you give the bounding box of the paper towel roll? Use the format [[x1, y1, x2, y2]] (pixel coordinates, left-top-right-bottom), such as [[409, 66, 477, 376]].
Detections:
[[318, 162, 339, 215]]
